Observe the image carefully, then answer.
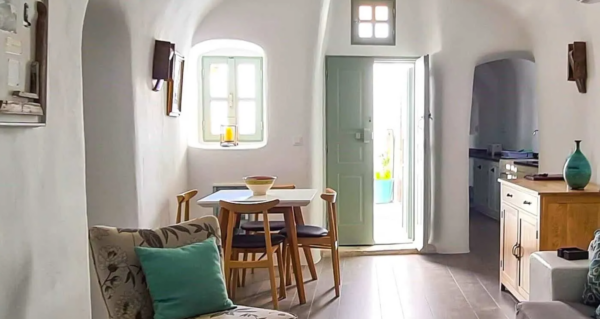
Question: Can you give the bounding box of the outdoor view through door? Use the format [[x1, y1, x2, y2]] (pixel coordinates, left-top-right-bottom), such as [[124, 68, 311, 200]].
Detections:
[[326, 56, 430, 249], [373, 61, 412, 245]]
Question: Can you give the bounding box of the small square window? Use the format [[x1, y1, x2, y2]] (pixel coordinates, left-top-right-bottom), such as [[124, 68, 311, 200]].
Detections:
[[351, 0, 395, 46], [375, 23, 389, 38], [359, 23, 373, 38], [359, 5, 373, 20], [375, 6, 388, 21]]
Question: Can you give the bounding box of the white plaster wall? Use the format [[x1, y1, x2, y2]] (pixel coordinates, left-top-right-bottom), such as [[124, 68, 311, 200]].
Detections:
[[83, 0, 138, 229], [326, 0, 531, 253], [82, 1, 222, 317], [326, 0, 438, 56], [309, 0, 333, 231], [509, 1, 600, 178], [186, 0, 600, 254], [0, 0, 91, 318], [189, 0, 324, 225]]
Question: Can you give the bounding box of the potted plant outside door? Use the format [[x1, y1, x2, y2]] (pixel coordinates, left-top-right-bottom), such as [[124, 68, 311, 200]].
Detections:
[[375, 151, 394, 204]]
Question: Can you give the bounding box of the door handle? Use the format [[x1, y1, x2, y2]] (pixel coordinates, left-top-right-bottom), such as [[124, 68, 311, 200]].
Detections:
[[506, 193, 513, 198], [515, 244, 523, 259], [511, 244, 518, 258], [362, 128, 373, 143], [523, 201, 532, 205]]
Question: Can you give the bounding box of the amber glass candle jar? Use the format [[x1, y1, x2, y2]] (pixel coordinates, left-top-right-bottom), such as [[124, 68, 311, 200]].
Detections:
[[220, 124, 239, 147]]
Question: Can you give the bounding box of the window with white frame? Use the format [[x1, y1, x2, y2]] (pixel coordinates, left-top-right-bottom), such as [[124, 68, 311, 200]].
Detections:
[[201, 56, 264, 142], [351, 0, 396, 46]]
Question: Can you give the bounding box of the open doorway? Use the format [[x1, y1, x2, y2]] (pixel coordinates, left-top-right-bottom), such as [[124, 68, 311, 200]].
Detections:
[[373, 61, 413, 245], [326, 56, 430, 248], [469, 58, 538, 221]]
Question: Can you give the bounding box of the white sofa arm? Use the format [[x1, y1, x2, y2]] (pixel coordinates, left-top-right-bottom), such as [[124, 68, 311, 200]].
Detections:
[[530, 252, 590, 302]]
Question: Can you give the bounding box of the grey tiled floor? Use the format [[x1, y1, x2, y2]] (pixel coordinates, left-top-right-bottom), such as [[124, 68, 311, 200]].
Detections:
[[233, 212, 518, 319]]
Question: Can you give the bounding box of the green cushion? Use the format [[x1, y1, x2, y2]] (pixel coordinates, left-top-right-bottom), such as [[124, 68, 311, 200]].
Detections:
[[583, 230, 600, 319], [135, 238, 234, 319]]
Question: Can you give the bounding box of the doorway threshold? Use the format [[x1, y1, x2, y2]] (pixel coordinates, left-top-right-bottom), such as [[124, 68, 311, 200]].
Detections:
[[336, 243, 417, 257]]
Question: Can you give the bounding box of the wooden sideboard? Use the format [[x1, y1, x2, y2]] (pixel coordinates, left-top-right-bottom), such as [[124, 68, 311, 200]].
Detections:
[[498, 178, 600, 301]]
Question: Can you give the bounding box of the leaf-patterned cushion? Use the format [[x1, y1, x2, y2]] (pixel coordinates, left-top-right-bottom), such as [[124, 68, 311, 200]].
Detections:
[[583, 230, 600, 318], [89, 216, 224, 319], [193, 306, 296, 319]]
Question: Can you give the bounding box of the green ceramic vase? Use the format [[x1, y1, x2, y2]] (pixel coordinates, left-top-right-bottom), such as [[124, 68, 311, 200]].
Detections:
[[563, 140, 592, 190]]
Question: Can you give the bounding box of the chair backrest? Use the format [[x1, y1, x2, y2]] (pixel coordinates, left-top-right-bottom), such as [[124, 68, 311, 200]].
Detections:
[[220, 200, 280, 250], [89, 215, 221, 319], [176, 189, 198, 223], [321, 188, 338, 241]]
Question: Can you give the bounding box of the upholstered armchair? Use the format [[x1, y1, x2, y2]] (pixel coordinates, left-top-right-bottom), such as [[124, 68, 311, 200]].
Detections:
[[89, 215, 296, 319]]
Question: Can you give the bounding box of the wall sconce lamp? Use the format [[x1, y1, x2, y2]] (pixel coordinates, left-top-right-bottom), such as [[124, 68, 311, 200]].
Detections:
[[152, 40, 175, 91]]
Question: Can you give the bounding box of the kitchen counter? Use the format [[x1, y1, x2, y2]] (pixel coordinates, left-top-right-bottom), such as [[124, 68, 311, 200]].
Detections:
[[469, 148, 538, 162], [470, 152, 502, 162], [514, 160, 539, 168]]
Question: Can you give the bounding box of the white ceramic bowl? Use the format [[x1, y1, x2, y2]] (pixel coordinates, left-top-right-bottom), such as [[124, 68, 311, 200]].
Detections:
[[244, 175, 277, 196]]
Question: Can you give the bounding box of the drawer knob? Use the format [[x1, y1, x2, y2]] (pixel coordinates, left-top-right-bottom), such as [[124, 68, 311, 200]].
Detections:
[[523, 201, 532, 205], [506, 193, 513, 198]]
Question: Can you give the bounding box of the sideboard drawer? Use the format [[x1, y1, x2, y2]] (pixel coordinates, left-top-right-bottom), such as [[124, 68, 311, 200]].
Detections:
[[501, 186, 539, 215], [517, 191, 538, 215]]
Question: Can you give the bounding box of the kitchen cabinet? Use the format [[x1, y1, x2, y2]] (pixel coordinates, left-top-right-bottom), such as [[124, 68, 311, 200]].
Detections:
[[499, 179, 600, 302], [472, 158, 500, 219]]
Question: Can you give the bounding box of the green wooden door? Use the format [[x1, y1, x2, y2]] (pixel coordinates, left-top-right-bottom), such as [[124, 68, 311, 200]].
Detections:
[[326, 56, 375, 246]]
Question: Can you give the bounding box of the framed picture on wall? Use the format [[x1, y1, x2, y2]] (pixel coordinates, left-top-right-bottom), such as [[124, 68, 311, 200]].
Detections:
[[166, 52, 184, 117]]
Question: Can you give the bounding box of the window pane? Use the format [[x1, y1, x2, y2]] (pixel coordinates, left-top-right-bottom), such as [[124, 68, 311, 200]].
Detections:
[[209, 63, 228, 98], [359, 23, 373, 38], [238, 100, 256, 135], [359, 6, 372, 20], [237, 63, 256, 99], [375, 23, 389, 38], [210, 101, 228, 135], [375, 6, 389, 21]]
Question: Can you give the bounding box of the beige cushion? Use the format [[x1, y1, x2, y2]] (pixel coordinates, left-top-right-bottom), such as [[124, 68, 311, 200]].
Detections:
[[89, 216, 222, 319]]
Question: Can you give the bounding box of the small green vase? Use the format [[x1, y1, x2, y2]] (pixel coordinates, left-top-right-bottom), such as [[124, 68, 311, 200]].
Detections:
[[563, 140, 592, 190]]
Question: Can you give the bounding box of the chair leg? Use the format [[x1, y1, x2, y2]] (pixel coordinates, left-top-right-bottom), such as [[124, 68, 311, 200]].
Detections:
[[231, 252, 239, 300], [303, 246, 318, 281], [249, 231, 256, 275], [285, 244, 292, 286], [276, 246, 286, 299], [267, 253, 279, 309], [241, 253, 249, 287], [331, 246, 341, 297]]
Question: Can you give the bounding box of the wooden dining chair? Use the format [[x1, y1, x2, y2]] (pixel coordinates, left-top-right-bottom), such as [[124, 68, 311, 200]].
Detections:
[[240, 184, 315, 286], [176, 190, 198, 223], [282, 188, 341, 297], [221, 199, 287, 309]]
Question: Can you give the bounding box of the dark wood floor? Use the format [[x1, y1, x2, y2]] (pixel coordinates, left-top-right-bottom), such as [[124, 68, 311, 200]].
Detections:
[[233, 212, 518, 319]]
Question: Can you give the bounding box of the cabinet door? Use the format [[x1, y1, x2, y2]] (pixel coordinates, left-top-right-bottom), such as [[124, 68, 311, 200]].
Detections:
[[500, 204, 519, 290], [518, 211, 538, 299], [487, 163, 500, 219], [474, 160, 489, 209]]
